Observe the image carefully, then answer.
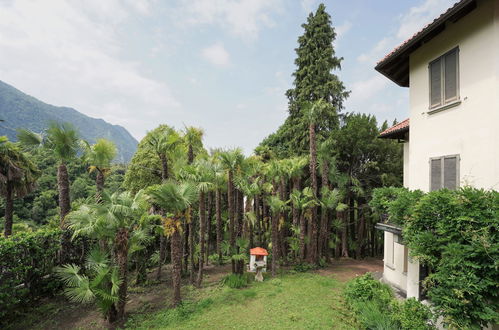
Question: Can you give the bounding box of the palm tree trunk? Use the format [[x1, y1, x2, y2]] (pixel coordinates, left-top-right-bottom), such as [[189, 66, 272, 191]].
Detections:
[[159, 154, 168, 181], [356, 206, 366, 258], [228, 171, 235, 273], [271, 212, 279, 276], [308, 123, 318, 264], [216, 189, 222, 264], [96, 169, 105, 202], [3, 181, 13, 237], [206, 191, 213, 264], [58, 163, 71, 226], [299, 213, 306, 261], [189, 213, 195, 283], [197, 191, 206, 287], [340, 210, 349, 258], [292, 178, 300, 227], [115, 228, 129, 321], [318, 159, 329, 260], [156, 235, 166, 280], [171, 227, 182, 307]]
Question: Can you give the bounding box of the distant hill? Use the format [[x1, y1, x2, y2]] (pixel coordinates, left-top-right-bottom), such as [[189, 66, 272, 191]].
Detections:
[[0, 80, 137, 163]]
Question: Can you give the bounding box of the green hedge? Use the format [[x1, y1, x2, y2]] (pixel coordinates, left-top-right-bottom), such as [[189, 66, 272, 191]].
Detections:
[[371, 187, 499, 328], [345, 273, 435, 329], [0, 229, 89, 322]]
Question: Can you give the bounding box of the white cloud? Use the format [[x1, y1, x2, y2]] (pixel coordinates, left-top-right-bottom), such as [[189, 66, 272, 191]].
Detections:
[[175, 0, 282, 41], [300, 0, 317, 13], [0, 0, 178, 140], [336, 20, 352, 40], [357, 0, 455, 65], [349, 76, 389, 102], [201, 42, 230, 67]]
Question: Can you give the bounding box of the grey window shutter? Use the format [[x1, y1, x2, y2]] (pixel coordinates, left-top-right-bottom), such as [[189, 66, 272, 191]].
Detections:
[[430, 158, 442, 191], [443, 156, 458, 189], [444, 50, 458, 102], [430, 59, 442, 108]]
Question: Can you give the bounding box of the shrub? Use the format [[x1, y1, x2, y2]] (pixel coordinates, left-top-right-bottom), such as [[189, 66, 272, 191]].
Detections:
[[221, 273, 252, 289], [344, 273, 393, 307], [0, 229, 88, 324], [404, 188, 499, 328], [293, 262, 317, 273], [393, 298, 435, 330], [370, 187, 423, 226], [345, 273, 435, 330]]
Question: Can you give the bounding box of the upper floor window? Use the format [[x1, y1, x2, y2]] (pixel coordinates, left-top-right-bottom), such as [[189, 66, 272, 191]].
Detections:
[[430, 155, 460, 191], [429, 47, 459, 109]]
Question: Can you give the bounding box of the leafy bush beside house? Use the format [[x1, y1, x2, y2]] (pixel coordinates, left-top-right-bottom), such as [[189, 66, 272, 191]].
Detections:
[[371, 187, 499, 328], [344, 273, 435, 329]]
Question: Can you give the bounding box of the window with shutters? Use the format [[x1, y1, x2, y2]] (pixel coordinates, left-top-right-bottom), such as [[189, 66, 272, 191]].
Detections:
[[429, 47, 459, 109], [429, 155, 460, 191]]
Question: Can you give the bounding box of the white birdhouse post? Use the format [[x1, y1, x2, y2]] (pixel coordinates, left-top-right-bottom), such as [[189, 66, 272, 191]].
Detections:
[[249, 247, 268, 282]]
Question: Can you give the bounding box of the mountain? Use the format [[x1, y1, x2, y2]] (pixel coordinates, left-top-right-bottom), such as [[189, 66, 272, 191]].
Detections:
[[0, 80, 138, 163]]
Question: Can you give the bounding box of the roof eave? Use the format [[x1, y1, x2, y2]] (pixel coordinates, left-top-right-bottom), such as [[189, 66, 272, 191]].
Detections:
[[375, 0, 477, 87]]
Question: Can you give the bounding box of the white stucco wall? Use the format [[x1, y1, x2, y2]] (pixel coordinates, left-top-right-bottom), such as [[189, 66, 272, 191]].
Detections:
[[408, 0, 499, 192], [382, 232, 407, 292]]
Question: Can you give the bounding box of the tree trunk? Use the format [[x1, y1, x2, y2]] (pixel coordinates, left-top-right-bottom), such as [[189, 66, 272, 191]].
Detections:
[[3, 181, 14, 237], [206, 191, 213, 264], [188, 211, 195, 283], [299, 213, 306, 261], [356, 207, 366, 258], [308, 123, 318, 264], [215, 189, 222, 264], [58, 163, 71, 226], [228, 171, 235, 273], [318, 159, 329, 260], [197, 191, 206, 287], [271, 212, 279, 277], [95, 168, 105, 202], [171, 227, 182, 307], [159, 154, 168, 181], [156, 235, 166, 281], [292, 177, 300, 227], [115, 228, 129, 321], [340, 210, 349, 258]]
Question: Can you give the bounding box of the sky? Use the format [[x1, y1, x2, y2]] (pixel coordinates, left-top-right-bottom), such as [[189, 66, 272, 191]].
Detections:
[[0, 0, 457, 154]]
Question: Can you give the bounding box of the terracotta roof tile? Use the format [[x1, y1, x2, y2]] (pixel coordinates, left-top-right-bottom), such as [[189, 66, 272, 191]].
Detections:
[[379, 118, 409, 138]]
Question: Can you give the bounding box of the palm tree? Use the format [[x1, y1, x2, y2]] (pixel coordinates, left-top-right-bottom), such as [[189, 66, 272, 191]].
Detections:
[[303, 100, 333, 263], [290, 187, 317, 261], [67, 190, 151, 323], [266, 195, 289, 276], [218, 148, 244, 273], [147, 126, 182, 280], [209, 157, 226, 265], [146, 181, 197, 307], [81, 139, 117, 201], [56, 249, 122, 324], [148, 126, 181, 181], [181, 126, 204, 276], [0, 137, 39, 236], [18, 122, 79, 225], [287, 156, 308, 227]]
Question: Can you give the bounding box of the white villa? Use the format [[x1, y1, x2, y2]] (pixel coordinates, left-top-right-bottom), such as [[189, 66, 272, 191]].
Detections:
[[375, 0, 499, 299]]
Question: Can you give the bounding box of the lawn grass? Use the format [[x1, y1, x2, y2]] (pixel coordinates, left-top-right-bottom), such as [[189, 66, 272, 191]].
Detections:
[[126, 272, 358, 329]]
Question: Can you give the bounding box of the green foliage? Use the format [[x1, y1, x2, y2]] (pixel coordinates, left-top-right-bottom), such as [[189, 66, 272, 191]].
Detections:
[[221, 273, 252, 289], [0, 229, 87, 323], [344, 273, 393, 307], [402, 188, 499, 328], [392, 298, 435, 330], [56, 249, 121, 317], [370, 187, 424, 225], [293, 262, 317, 272], [345, 273, 434, 330]]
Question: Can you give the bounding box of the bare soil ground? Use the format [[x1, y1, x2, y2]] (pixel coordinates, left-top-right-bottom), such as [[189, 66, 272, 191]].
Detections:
[[8, 259, 382, 330]]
